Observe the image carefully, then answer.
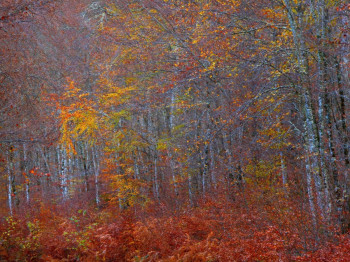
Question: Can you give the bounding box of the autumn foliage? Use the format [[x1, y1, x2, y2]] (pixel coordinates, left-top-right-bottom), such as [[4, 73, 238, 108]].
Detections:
[[1, 0, 350, 260], [1, 192, 350, 261]]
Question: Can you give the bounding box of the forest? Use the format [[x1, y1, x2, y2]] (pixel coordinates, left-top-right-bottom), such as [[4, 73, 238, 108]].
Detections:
[[0, 0, 349, 261]]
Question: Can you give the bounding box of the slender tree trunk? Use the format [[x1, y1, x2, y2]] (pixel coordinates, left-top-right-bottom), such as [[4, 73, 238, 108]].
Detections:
[[305, 150, 318, 227], [92, 146, 100, 205], [223, 130, 235, 195], [201, 108, 211, 195], [153, 153, 160, 200], [6, 149, 13, 215], [58, 146, 68, 200], [85, 142, 90, 191], [23, 143, 30, 203], [283, 0, 324, 222], [79, 142, 89, 192], [280, 151, 287, 188], [168, 86, 179, 196], [316, 0, 332, 217], [209, 140, 216, 188]]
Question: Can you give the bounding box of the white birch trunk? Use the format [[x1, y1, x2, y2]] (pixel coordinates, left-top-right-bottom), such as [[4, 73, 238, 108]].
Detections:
[[168, 86, 179, 196], [283, 0, 324, 222], [280, 151, 287, 188], [58, 146, 68, 200], [305, 153, 317, 227], [92, 146, 100, 205], [62, 150, 69, 199], [6, 151, 13, 215], [153, 154, 160, 199], [304, 93, 324, 217], [210, 141, 216, 188], [23, 143, 29, 203]]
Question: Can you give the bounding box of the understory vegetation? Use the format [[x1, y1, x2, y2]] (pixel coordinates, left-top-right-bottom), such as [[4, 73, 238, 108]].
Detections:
[[0, 0, 349, 260]]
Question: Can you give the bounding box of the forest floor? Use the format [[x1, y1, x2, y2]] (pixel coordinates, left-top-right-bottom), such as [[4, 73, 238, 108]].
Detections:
[[1, 190, 349, 261]]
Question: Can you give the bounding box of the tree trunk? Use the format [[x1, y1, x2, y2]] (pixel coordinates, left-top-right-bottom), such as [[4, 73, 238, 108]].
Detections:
[[92, 146, 100, 205], [6, 148, 13, 215]]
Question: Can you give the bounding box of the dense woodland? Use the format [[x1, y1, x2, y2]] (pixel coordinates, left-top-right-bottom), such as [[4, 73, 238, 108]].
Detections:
[[0, 0, 349, 261]]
